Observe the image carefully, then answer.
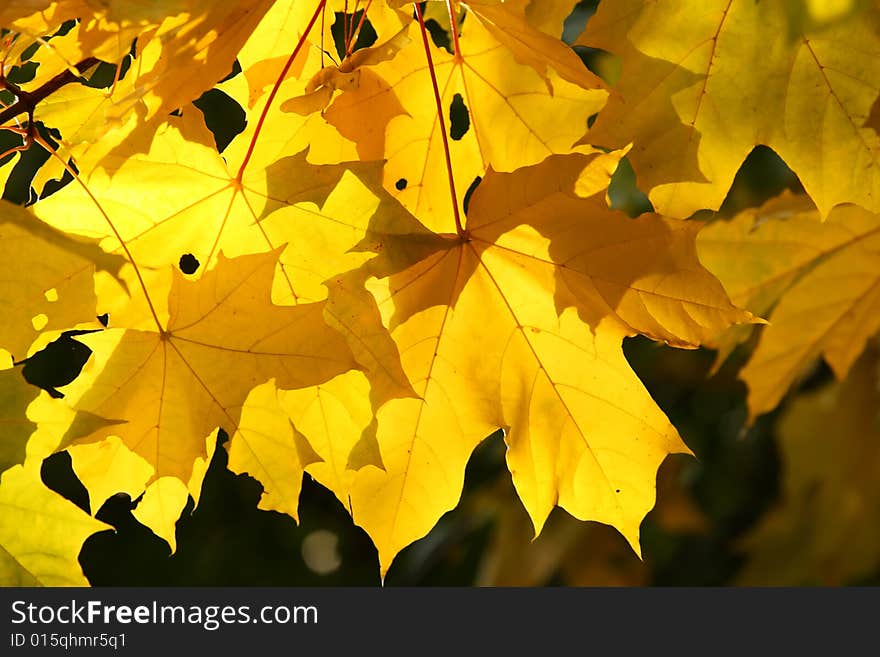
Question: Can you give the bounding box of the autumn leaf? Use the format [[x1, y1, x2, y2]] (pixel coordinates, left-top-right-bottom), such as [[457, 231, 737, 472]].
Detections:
[[300, 0, 608, 231], [698, 192, 880, 420], [501, 0, 582, 38], [579, 0, 880, 218], [228, 369, 380, 522], [312, 150, 751, 575], [0, 200, 122, 361], [228, 379, 325, 521], [737, 348, 880, 585], [475, 456, 703, 586], [31, 103, 415, 411], [0, 388, 107, 585], [59, 248, 357, 490], [3, 0, 874, 586], [32, 110, 368, 318], [0, 368, 39, 474], [0, 459, 107, 585], [67, 435, 153, 514], [2, 0, 276, 126]]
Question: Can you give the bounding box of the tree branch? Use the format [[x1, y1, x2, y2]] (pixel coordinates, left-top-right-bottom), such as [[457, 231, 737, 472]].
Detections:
[[0, 57, 99, 126]]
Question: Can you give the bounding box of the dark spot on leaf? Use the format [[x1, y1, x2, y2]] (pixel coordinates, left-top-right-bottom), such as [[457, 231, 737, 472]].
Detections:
[[179, 253, 200, 274], [169, 108, 182, 117], [449, 93, 470, 141], [616, 489, 621, 493], [395, 178, 408, 191], [16, 330, 97, 399], [462, 175, 482, 216], [97, 313, 109, 327]]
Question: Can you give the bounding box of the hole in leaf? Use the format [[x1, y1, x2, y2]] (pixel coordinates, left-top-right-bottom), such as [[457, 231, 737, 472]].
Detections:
[[193, 88, 246, 153], [608, 157, 653, 218], [395, 178, 408, 191], [425, 18, 452, 53], [17, 330, 96, 399], [2, 122, 67, 204], [84, 56, 132, 89], [573, 45, 621, 86], [562, 1, 598, 43], [331, 11, 378, 61], [179, 253, 200, 274], [449, 93, 470, 141], [97, 313, 109, 327], [719, 145, 803, 216], [41, 451, 91, 514], [463, 175, 482, 216]]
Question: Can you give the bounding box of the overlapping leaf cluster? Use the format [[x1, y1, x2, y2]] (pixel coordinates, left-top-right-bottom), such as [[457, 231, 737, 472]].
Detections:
[[1, 0, 877, 584]]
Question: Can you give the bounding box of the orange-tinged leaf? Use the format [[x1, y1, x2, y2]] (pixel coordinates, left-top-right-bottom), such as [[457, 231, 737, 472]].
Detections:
[[0, 2, 89, 36], [322, 151, 749, 574], [3, 0, 275, 132], [698, 192, 880, 420], [61, 249, 358, 486], [738, 349, 880, 585], [312, 2, 607, 232], [579, 0, 880, 218], [237, 0, 408, 104]]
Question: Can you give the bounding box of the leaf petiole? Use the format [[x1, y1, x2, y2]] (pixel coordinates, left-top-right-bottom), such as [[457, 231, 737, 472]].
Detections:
[[414, 2, 465, 237]]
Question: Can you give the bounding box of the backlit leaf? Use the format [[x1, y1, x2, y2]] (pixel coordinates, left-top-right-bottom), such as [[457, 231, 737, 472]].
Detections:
[[698, 192, 880, 419], [579, 0, 880, 218]]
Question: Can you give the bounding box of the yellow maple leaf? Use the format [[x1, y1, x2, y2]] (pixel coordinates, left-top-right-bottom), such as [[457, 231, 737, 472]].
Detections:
[[318, 150, 751, 575], [228, 379, 325, 521], [4, 0, 276, 123], [67, 435, 153, 513], [579, 0, 880, 218], [33, 110, 363, 317], [0, 388, 109, 585], [300, 0, 607, 232], [0, 459, 107, 585], [698, 191, 880, 420], [737, 348, 880, 585], [59, 248, 357, 489], [0, 368, 39, 475], [228, 369, 381, 524], [0, 199, 123, 361], [501, 0, 582, 38]]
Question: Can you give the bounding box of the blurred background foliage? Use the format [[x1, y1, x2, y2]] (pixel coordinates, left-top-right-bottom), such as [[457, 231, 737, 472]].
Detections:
[[6, 1, 879, 586]]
